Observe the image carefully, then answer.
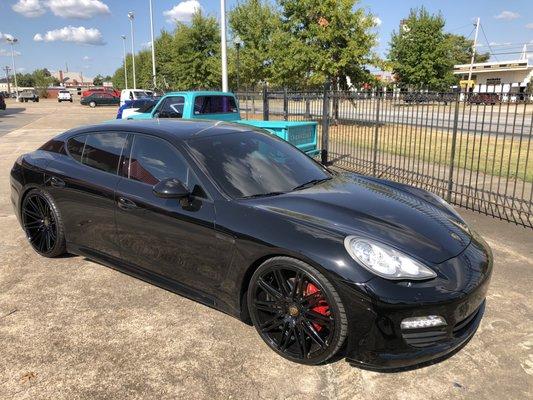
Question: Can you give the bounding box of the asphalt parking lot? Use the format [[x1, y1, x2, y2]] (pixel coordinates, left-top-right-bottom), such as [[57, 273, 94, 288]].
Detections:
[[0, 99, 532, 400]]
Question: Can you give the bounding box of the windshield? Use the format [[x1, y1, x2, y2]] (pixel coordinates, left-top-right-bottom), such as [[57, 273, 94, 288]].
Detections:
[[187, 130, 330, 198]]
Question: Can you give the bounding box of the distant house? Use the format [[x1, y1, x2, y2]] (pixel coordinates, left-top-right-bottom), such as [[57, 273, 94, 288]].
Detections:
[[52, 70, 94, 89]]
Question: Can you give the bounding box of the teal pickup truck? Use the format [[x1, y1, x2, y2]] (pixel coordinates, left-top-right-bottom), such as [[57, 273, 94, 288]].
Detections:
[[128, 91, 319, 156]]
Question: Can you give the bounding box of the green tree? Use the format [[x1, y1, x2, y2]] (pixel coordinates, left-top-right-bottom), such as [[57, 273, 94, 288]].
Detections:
[[271, 0, 379, 89], [388, 7, 490, 90], [229, 0, 279, 89], [93, 74, 104, 86]]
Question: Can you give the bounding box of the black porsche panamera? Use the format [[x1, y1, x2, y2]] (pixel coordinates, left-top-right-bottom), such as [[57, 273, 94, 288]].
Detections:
[[10, 120, 492, 370]]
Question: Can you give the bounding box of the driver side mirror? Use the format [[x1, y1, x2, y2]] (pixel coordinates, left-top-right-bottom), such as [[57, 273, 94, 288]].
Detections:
[[153, 178, 190, 198]]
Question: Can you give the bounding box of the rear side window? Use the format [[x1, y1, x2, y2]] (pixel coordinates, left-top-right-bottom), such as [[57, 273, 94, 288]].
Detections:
[[67, 132, 127, 174], [193, 96, 238, 115]]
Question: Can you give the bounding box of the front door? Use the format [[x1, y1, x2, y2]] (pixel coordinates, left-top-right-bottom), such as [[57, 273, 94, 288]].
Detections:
[[114, 133, 232, 295]]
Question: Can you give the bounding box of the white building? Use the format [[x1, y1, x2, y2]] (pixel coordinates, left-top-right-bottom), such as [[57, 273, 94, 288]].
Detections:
[[453, 59, 532, 99]]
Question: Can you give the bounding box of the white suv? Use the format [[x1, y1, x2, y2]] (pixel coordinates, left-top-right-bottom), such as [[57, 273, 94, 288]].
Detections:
[[58, 90, 73, 103]]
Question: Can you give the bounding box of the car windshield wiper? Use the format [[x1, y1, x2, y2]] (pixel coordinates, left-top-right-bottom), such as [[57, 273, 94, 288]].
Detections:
[[240, 191, 287, 199], [292, 177, 331, 191]]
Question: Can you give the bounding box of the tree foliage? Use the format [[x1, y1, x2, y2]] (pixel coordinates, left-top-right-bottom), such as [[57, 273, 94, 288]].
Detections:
[[388, 7, 491, 90]]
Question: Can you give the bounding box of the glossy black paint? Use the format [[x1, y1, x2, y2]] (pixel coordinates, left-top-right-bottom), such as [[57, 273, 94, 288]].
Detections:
[[10, 119, 493, 370]]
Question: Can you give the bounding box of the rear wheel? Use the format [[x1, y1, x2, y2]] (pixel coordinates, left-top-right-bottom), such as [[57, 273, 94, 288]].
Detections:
[[21, 189, 66, 258], [89, 101, 96, 108], [248, 257, 347, 365]]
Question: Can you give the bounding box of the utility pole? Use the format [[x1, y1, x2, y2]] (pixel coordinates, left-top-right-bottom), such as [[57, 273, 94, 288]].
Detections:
[[220, 0, 228, 92], [7, 37, 19, 101], [3, 66, 11, 94], [466, 17, 480, 93], [128, 11, 137, 90], [121, 35, 128, 89], [149, 0, 157, 89]]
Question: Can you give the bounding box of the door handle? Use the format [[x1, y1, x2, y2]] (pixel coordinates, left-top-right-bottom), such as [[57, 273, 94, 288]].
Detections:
[[50, 176, 65, 188], [117, 196, 137, 210]]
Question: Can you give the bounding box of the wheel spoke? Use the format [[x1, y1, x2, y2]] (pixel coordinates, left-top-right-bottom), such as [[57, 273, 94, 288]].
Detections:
[[260, 314, 284, 332], [254, 300, 280, 314], [302, 320, 326, 349], [27, 197, 42, 216], [23, 208, 42, 220], [273, 269, 291, 297], [258, 277, 283, 300], [295, 325, 308, 358], [301, 291, 323, 308], [24, 220, 43, 229], [279, 325, 294, 351], [304, 310, 333, 327]]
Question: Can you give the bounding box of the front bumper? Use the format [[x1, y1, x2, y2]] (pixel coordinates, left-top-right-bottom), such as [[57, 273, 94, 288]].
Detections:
[[337, 233, 492, 371]]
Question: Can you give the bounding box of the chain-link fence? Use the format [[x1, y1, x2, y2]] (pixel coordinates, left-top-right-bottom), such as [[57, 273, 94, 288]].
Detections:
[[236, 88, 533, 228]]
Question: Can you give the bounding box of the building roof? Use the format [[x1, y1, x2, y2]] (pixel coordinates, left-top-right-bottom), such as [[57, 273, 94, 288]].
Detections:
[[52, 70, 94, 84], [453, 60, 532, 75]]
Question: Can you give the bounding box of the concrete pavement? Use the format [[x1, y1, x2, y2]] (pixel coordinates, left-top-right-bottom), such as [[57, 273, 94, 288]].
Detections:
[[0, 100, 531, 399]]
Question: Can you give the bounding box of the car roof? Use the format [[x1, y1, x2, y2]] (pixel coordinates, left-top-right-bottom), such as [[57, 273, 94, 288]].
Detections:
[[58, 119, 256, 143], [162, 91, 234, 97]]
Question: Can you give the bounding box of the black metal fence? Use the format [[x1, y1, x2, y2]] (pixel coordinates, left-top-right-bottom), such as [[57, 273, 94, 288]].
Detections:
[[236, 88, 533, 228]]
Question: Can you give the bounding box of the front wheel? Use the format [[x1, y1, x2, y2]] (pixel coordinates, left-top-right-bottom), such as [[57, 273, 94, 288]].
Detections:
[[247, 257, 347, 365], [89, 101, 96, 108], [21, 189, 66, 258]]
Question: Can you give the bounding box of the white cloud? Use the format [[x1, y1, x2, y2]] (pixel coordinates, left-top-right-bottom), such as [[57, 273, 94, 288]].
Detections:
[[163, 0, 201, 23], [82, 55, 91, 61], [373, 17, 382, 27], [0, 32, 15, 42], [494, 11, 520, 20], [47, 0, 110, 19], [12, 0, 46, 17], [526, 23, 533, 29], [141, 41, 153, 49], [0, 48, 21, 56], [33, 26, 105, 45]]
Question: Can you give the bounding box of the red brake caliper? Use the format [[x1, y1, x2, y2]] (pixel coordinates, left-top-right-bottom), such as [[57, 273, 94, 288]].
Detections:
[[305, 283, 330, 331]]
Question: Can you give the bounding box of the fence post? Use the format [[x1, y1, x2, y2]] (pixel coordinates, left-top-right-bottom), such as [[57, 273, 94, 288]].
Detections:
[[372, 91, 381, 176], [305, 96, 311, 119], [283, 87, 289, 121], [262, 84, 269, 121], [321, 82, 330, 165], [447, 93, 461, 202]]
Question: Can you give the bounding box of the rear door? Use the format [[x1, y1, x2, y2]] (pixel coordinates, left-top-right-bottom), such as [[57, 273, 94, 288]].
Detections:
[[45, 131, 128, 258]]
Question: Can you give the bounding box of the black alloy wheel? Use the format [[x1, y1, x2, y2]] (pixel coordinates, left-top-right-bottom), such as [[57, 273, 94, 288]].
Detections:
[[21, 190, 66, 257], [248, 257, 347, 365]]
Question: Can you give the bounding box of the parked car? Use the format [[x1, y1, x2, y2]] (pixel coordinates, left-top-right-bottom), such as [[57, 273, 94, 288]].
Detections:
[[18, 89, 39, 103], [80, 92, 120, 108], [0, 93, 6, 110], [120, 89, 154, 106], [128, 91, 319, 156], [81, 87, 120, 99], [10, 119, 492, 369], [57, 90, 73, 103], [116, 98, 158, 119], [468, 93, 500, 105]]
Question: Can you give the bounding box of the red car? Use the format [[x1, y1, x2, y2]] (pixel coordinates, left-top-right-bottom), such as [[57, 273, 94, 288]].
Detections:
[[81, 88, 120, 99]]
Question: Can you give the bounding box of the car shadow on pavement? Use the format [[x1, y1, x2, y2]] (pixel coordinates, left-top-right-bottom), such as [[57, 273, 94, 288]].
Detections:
[[0, 108, 27, 118]]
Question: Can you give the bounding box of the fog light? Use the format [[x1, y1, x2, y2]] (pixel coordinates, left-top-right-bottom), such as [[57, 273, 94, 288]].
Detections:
[[401, 315, 447, 330]]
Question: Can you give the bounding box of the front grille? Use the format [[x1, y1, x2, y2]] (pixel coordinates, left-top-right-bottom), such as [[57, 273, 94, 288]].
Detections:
[[402, 329, 447, 348], [402, 302, 484, 348]]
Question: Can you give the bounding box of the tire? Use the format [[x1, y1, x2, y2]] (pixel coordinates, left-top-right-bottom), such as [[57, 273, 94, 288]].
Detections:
[[247, 256, 347, 365], [89, 101, 96, 108], [70, 99, 73, 103], [21, 188, 66, 258]]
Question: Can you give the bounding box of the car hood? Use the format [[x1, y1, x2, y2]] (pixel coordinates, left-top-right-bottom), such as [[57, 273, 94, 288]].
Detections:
[[251, 173, 471, 265]]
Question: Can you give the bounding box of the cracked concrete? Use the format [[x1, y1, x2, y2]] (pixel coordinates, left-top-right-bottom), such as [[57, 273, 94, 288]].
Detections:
[[0, 99, 531, 399]]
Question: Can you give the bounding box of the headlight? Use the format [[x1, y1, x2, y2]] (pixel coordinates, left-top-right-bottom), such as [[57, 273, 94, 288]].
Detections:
[[344, 236, 437, 280]]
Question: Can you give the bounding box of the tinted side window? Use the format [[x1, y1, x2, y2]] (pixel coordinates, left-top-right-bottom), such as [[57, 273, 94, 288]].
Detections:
[[81, 132, 128, 174], [125, 135, 206, 198], [67, 134, 87, 162], [159, 96, 185, 118], [193, 96, 238, 115]]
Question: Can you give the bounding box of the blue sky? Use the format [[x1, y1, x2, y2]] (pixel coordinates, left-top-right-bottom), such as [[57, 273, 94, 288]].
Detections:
[[0, 0, 532, 78]]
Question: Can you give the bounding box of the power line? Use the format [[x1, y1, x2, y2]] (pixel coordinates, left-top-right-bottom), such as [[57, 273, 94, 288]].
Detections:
[[479, 23, 498, 61]]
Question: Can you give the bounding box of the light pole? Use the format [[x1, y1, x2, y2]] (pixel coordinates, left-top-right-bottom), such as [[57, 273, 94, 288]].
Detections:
[[128, 11, 137, 89], [220, 0, 228, 92], [149, 0, 157, 89], [7, 37, 19, 101], [234, 36, 243, 92], [121, 35, 128, 89]]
